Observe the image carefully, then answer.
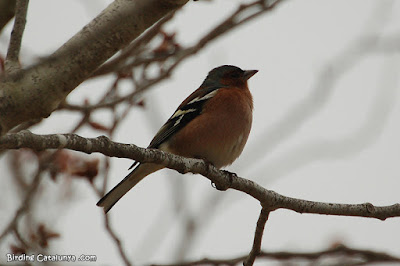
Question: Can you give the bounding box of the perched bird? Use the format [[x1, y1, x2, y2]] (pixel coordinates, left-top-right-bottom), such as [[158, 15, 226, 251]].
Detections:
[[97, 65, 257, 213]]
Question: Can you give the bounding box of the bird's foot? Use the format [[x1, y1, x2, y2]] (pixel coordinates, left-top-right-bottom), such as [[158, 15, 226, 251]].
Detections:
[[212, 170, 236, 191], [222, 170, 236, 185]]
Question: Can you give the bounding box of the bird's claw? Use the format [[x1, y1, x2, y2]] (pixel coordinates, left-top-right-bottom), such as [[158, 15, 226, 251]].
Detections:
[[211, 170, 236, 191], [221, 170, 237, 184]]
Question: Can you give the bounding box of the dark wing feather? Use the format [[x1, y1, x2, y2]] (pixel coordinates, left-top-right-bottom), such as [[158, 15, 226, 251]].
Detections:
[[128, 86, 220, 170], [148, 85, 221, 148]]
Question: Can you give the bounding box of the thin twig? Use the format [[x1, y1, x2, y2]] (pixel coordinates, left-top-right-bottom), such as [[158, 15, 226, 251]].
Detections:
[[243, 208, 270, 266], [0, 162, 42, 242], [59, 0, 287, 112], [12, 227, 29, 250], [5, 0, 29, 74], [0, 108, 96, 247], [151, 244, 400, 266], [91, 11, 176, 78], [103, 214, 133, 266]]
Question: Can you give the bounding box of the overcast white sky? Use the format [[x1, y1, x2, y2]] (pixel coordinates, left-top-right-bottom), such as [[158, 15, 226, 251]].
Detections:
[[1, 0, 400, 265]]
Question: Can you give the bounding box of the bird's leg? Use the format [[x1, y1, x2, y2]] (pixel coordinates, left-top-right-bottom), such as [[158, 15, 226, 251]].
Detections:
[[213, 170, 235, 191], [201, 159, 235, 191], [202, 159, 215, 176], [201, 159, 221, 189]]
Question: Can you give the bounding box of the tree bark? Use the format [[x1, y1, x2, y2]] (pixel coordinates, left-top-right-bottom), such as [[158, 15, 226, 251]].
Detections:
[[0, 0, 188, 135]]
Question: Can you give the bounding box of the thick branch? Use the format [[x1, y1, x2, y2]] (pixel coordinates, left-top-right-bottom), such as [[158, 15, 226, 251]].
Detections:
[[0, 0, 188, 135], [1, 131, 400, 221]]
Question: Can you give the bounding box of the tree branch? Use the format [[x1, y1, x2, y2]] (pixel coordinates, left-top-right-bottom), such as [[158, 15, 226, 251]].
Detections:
[[90, 11, 177, 78], [151, 244, 400, 266], [103, 215, 132, 266], [0, 159, 43, 242], [1, 131, 399, 221], [63, 0, 287, 112], [243, 208, 270, 266], [5, 0, 29, 74], [0, 0, 188, 136]]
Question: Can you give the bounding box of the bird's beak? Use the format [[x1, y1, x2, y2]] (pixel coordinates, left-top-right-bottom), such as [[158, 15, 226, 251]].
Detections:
[[243, 70, 258, 80]]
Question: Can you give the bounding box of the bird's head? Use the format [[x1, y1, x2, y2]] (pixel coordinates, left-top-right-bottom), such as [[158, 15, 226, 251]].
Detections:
[[203, 65, 258, 88]]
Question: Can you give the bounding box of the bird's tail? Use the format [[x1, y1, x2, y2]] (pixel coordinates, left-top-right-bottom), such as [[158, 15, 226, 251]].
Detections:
[[97, 163, 163, 213]]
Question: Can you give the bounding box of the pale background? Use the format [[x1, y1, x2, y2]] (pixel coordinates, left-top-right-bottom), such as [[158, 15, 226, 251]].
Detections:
[[1, 0, 399, 265]]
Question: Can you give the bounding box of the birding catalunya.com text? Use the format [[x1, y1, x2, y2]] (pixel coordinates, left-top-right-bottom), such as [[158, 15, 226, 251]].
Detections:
[[6, 253, 97, 263]]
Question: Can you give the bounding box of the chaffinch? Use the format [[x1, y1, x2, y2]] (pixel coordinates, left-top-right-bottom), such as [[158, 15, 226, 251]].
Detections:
[[97, 65, 257, 213]]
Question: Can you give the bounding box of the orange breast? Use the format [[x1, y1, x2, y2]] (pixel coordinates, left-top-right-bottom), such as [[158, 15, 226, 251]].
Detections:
[[165, 87, 253, 168]]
